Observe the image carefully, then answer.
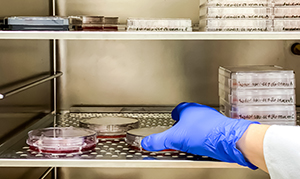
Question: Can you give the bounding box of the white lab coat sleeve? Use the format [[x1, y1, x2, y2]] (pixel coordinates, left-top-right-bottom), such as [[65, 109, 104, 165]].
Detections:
[[264, 125, 300, 179]]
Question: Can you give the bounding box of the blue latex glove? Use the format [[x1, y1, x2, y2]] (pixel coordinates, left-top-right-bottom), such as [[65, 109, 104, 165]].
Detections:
[[141, 102, 259, 170]]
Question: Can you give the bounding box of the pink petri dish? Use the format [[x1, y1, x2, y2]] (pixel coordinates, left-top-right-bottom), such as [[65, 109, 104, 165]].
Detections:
[[126, 127, 175, 152], [26, 127, 97, 155], [79, 117, 139, 139]]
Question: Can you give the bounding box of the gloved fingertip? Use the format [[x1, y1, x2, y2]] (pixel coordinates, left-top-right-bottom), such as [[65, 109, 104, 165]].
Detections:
[[141, 134, 168, 152], [141, 136, 151, 150]]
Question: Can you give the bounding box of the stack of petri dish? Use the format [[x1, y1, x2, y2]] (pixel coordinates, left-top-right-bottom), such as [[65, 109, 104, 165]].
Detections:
[[219, 65, 296, 125], [126, 18, 192, 32], [273, 0, 300, 31], [199, 0, 272, 31], [68, 16, 119, 31]]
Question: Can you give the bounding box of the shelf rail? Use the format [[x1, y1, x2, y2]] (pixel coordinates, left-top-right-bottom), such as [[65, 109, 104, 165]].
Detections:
[[0, 72, 63, 100]]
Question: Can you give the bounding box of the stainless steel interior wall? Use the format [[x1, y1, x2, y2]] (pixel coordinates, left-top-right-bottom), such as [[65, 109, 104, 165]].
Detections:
[[57, 40, 295, 110]]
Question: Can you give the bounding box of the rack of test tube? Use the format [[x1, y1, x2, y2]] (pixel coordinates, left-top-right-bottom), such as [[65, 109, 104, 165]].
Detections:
[[219, 65, 296, 125], [199, 0, 300, 31]]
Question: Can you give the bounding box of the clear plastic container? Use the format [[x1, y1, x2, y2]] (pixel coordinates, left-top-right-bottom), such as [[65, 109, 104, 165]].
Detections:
[[199, 0, 270, 6], [218, 65, 295, 89], [79, 117, 140, 138], [199, 18, 271, 31], [26, 127, 97, 154], [273, 19, 300, 31], [126, 18, 192, 32], [5, 16, 69, 31], [200, 6, 271, 18], [126, 127, 172, 151], [219, 98, 296, 121], [219, 86, 295, 105]]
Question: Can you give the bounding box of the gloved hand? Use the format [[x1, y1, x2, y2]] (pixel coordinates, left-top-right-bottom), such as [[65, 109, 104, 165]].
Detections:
[[141, 102, 259, 170]]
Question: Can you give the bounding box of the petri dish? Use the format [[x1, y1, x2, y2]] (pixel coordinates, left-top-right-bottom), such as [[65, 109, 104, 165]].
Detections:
[[79, 117, 139, 139], [126, 127, 174, 151], [26, 127, 97, 155]]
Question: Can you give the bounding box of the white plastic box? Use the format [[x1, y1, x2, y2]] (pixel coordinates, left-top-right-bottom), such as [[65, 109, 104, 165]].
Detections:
[[219, 65, 295, 89], [273, 0, 300, 6], [199, 0, 270, 6], [273, 19, 300, 31], [126, 18, 192, 32], [200, 18, 272, 31], [274, 7, 300, 18], [200, 6, 272, 18], [219, 86, 295, 105], [219, 98, 296, 121]]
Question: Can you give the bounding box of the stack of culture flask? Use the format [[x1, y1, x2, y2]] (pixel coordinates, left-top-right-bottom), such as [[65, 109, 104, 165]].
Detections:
[[199, 0, 300, 31], [199, 0, 272, 31], [273, 0, 300, 31], [219, 65, 296, 125]]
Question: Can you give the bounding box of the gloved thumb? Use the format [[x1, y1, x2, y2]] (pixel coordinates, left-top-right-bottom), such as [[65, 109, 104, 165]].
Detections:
[[141, 132, 170, 151]]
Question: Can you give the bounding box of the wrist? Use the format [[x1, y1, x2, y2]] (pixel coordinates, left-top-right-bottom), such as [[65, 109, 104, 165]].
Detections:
[[236, 124, 270, 173]]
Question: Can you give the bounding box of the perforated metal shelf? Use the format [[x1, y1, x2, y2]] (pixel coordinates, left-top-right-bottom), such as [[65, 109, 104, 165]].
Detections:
[[11, 112, 213, 161], [0, 109, 297, 168]]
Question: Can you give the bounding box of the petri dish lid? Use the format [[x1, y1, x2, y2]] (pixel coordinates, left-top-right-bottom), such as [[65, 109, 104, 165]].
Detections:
[[79, 117, 140, 137], [80, 117, 138, 126], [127, 127, 169, 137], [26, 127, 97, 154], [126, 127, 171, 151]]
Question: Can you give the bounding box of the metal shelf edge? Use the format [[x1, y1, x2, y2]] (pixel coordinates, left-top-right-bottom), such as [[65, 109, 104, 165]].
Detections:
[[0, 31, 300, 40], [0, 159, 244, 168]]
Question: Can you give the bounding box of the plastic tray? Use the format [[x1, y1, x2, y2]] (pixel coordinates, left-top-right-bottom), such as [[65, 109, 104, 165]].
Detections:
[[219, 86, 295, 105], [219, 98, 296, 121], [126, 127, 171, 151], [26, 127, 97, 155], [199, 18, 271, 31], [5, 16, 68, 26], [79, 117, 140, 138], [5, 16, 69, 31], [126, 18, 192, 32], [200, 6, 271, 18], [218, 65, 295, 89]]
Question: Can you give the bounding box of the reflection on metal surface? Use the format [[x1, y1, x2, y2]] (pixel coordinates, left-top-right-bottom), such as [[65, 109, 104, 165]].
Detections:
[[58, 168, 270, 179]]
